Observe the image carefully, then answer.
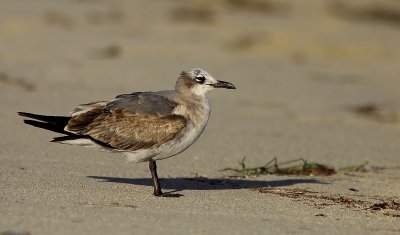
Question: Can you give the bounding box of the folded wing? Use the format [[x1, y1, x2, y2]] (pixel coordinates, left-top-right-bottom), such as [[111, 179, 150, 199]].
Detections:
[[65, 92, 187, 151]]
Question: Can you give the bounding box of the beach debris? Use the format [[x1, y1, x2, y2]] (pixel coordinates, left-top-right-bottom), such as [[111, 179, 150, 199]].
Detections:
[[350, 103, 399, 123], [383, 212, 400, 218], [256, 188, 366, 207], [81, 201, 137, 209], [315, 213, 327, 217], [222, 157, 391, 178], [369, 201, 400, 211], [255, 187, 400, 217], [221, 157, 336, 177], [341, 162, 389, 174], [340, 161, 370, 172], [109, 202, 137, 209]]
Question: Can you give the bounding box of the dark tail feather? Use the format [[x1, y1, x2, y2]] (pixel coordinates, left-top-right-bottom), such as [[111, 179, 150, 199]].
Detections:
[[23, 119, 70, 135], [19, 112, 71, 135], [18, 112, 70, 126], [19, 112, 115, 149]]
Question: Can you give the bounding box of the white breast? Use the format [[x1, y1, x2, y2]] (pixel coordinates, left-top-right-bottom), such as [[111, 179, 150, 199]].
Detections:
[[154, 99, 211, 160]]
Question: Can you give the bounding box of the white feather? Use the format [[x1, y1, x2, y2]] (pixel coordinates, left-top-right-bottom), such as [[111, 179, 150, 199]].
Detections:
[[58, 138, 97, 147]]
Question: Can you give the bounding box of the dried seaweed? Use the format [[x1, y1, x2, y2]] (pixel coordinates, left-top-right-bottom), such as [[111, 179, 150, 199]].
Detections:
[[340, 161, 369, 172], [221, 157, 336, 177], [256, 188, 400, 217], [369, 201, 400, 211]]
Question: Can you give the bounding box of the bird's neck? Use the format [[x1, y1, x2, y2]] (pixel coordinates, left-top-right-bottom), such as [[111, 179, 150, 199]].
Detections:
[[176, 94, 211, 124]]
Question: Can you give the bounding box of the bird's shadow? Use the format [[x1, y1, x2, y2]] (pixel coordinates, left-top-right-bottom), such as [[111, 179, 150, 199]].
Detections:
[[87, 175, 330, 194]]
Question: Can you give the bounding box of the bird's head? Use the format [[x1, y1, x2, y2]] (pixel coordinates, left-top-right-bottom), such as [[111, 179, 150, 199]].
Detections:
[[176, 68, 236, 97]]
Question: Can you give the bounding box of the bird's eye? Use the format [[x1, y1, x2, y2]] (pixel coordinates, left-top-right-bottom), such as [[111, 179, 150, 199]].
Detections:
[[195, 75, 206, 84]]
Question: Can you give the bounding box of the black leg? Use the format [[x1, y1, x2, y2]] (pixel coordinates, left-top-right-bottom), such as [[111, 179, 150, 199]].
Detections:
[[149, 159, 163, 196], [148, 159, 184, 198]]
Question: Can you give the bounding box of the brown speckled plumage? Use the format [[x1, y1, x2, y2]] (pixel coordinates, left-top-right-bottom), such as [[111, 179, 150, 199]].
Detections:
[[65, 94, 187, 151], [69, 109, 186, 151]]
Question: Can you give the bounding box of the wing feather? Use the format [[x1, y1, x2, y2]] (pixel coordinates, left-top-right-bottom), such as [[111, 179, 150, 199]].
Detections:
[[84, 110, 186, 151], [65, 92, 187, 151]]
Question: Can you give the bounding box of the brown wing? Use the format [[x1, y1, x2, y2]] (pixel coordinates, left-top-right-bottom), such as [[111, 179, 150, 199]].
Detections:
[[82, 109, 187, 151], [65, 93, 187, 151], [67, 101, 107, 132]]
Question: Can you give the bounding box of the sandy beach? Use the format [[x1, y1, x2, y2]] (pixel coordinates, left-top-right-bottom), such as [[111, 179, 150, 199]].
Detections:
[[1, 0, 400, 234]]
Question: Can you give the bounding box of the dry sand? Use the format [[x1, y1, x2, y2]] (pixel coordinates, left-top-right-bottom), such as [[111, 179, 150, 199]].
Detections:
[[1, 0, 400, 234]]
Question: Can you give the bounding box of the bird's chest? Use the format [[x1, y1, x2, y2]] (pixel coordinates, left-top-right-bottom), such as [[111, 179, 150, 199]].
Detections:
[[174, 105, 210, 150], [157, 102, 210, 158], [176, 118, 208, 150]]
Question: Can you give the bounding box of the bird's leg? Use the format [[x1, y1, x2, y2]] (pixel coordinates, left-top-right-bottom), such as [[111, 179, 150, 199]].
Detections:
[[149, 159, 163, 196], [148, 159, 184, 198]]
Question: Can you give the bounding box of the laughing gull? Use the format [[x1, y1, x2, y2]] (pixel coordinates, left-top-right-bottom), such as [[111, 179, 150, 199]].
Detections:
[[18, 68, 235, 197]]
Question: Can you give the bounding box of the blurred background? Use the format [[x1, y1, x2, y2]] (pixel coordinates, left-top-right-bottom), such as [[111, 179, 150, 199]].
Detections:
[[1, 0, 400, 172]]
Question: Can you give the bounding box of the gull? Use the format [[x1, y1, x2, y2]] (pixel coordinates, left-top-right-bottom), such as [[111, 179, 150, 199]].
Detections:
[[18, 68, 236, 197]]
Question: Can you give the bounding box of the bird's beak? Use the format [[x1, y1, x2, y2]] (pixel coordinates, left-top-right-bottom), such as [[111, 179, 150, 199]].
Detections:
[[211, 80, 236, 89]]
